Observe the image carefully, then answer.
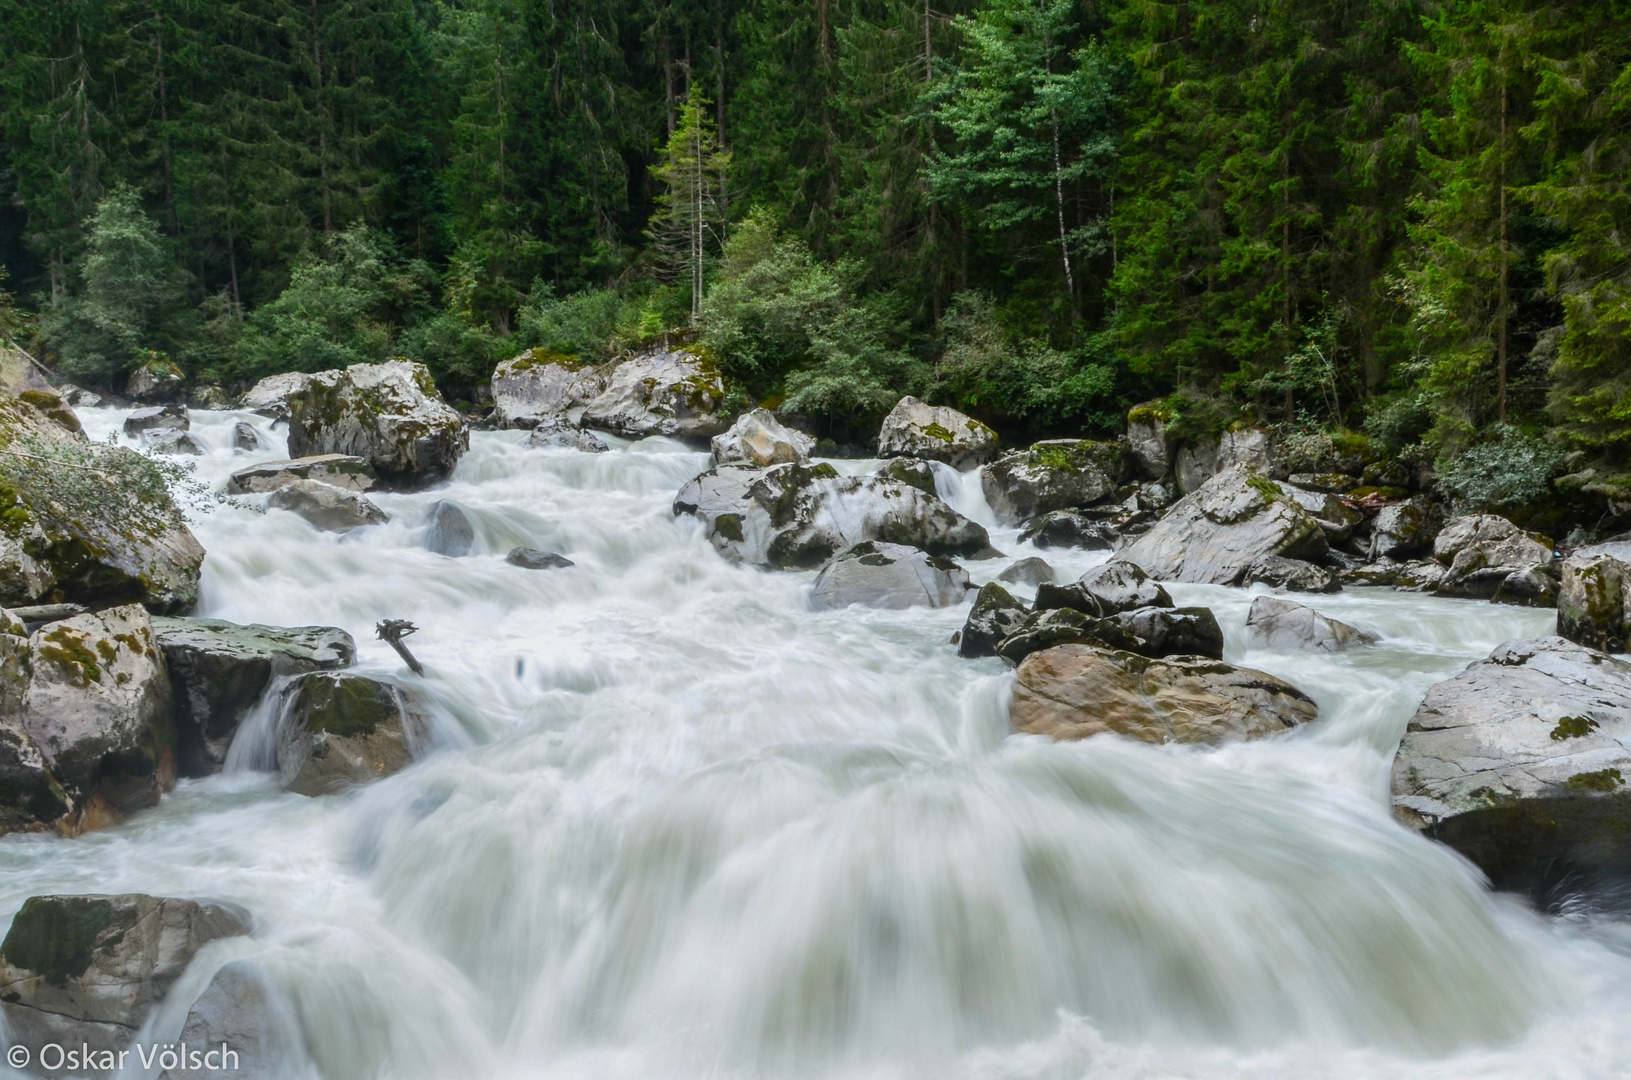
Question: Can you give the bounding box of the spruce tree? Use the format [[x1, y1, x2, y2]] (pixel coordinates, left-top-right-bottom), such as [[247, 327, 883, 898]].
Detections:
[[648, 84, 730, 321]]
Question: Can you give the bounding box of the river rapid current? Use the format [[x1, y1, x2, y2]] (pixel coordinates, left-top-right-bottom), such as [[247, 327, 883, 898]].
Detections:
[[4, 406, 1631, 1080]]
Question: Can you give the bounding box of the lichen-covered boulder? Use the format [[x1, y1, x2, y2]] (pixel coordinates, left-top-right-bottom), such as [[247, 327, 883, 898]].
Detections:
[[875, 456, 938, 495], [240, 371, 315, 419], [286, 360, 468, 490], [19, 604, 174, 823], [674, 461, 991, 569], [1557, 552, 1628, 653], [1125, 403, 1174, 480], [1281, 484, 1363, 543], [275, 672, 429, 796], [809, 542, 969, 611], [2, 613, 70, 833], [958, 582, 1029, 658], [123, 403, 189, 437], [17, 389, 82, 434], [1245, 596, 1373, 652], [1010, 643, 1317, 744], [125, 358, 184, 402], [1432, 514, 1526, 563], [875, 396, 997, 469], [1174, 427, 1272, 493], [0, 894, 250, 1057], [226, 454, 377, 495], [1392, 637, 1631, 891], [580, 345, 728, 442], [997, 556, 1056, 587], [527, 416, 609, 453], [980, 440, 1125, 526], [711, 408, 813, 467], [1119, 466, 1327, 585], [1435, 529, 1554, 602], [266, 479, 387, 532], [1368, 496, 1443, 561], [490, 349, 607, 429], [1242, 554, 1338, 593], [152, 616, 356, 777], [1492, 564, 1561, 608], [1017, 510, 1118, 551], [422, 500, 475, 557]]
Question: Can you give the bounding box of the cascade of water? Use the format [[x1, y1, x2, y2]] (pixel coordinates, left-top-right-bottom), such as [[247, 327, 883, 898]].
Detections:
[[1, 406, 1626, 1080]]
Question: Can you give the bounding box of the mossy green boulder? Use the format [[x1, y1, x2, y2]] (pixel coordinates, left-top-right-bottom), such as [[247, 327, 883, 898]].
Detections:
[[286, 359, 468, 490], [979, 439, 1125, 526], [875, 396, 998, 470], [275, 672, 428, 796]]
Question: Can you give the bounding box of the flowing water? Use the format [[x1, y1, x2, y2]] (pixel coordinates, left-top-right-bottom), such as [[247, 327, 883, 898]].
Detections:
[[5, 407, 1631, 1080]]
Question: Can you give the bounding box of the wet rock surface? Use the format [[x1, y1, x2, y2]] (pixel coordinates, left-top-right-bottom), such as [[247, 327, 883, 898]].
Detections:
[[226, 454, 378, 494], [490, 350, 607, 429], [711, 408, 814, 467], [957, 582, 1029, 658], [980, 440, 1125, 526], [809, 542, 970, 611], [527, 417, 610, 453], [507, 547, 574, 570], [580, 346, 728, 442], [286, 359, 468, 489], [275, 672, 428, 796], [1245, 597, 1374, 652], [266, 479, 389, 532]]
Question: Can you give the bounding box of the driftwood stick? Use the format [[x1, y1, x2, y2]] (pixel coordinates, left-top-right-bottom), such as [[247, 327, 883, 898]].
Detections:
[[376, 619, 424, 674]]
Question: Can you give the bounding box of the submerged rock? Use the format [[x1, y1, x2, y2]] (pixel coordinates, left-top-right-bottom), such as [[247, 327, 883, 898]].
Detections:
[[490, 349, 607, 429], [226, 453, 378, 494], [1119, 466, 1326, 585], [422, 500, 475, 557], [507, 547, 574, 570], [1245, 596, 1374, 652], [267, 478, 388, 532], [875, 396, 997, 469], [997, 556, 1057, 587], [275, 672, 429, 796], [1557, 552, 1628, 653], [142, 427, 206, 455], [1017, 510, 1118, 551], [1, 398, 205, 612], [162, 961, 304, 1080], [958, 582, 1029, 658], [152, 616, 356, 777], [527, 416, 610, 452], [286, 359, 468, 489], [808, 541, 969, 611], [0, 894, 250, 1057], [231, 420, 263, 451], [711, 408, 813, 467], [580, 345, 728, 442], [980, 440, 1125, 526], [674, 461, 990, 569], [1392, 637, 1631, 891], [1011, 643, 1317, 744], [18, 604, 174, 823]]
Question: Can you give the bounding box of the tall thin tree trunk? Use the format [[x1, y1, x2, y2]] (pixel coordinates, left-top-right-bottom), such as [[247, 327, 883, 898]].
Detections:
[[1496, 72, 1509, 422], [154, 21, 178, 236], [1051, 114, 1073, 297]]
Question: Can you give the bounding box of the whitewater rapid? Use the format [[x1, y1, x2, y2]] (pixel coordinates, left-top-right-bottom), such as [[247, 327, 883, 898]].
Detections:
[[4, 406, 1630, 1080]]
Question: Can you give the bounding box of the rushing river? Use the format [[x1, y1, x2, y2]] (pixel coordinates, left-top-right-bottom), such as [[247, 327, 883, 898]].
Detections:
[[4, 406, 1630, 1080]]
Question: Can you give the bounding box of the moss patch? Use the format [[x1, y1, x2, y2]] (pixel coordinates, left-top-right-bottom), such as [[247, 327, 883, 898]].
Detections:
[[37, 627, 102, 685], [1, 896, 114, 986], [1245, 474, 1282, 501], [1551, 716, 1600, 741], [1566, 768, 1625, 794], [713, 513, 744, 542], [294, 675, 399, 739], [921, 422, 955, 444]]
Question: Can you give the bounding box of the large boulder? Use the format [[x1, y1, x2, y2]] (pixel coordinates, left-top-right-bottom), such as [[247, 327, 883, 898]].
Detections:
[[2, 613, 71, 832], [980, 440, 1125, 526], [674, 461, 991, 569], [266, 479, 388, 532], [122, 403, 188, 437], [0, 894, 250, 1058], [1174, 427, 1272, 493], [231, 420, 263, 452], [1010, 643, 1317, 744], [18, 604, 174, 823], [125, 358, 184, 402], [808, 542, 969, 611], [490, 349, 607, 429], [875, 396, 997, 469], [1, 398, 203, 612], [1392, 637, 1631, 891], [874, 457, 938, 495], [1119, 466, 1327, 585], [1016, 510, 1118, 551], [1557, 552, 1628, 653], [0, 344, 55, 396], [711, 408, 814, 467], [1368, 496, 1443, 561], [286, 360, 468, 490], [1281, 484, 1363, 543], [1245, 596, 1374, 652], [226, 454, 377, 495], [275, 672, 429, 796], [580, 346, 728, 442], [1242, 554, 1338, 593], [958, 582, 1029, 658], [1067, 560, 1172, 615], [527, 416, 609, 453], [151, 616, 356, 777], [1125, 404, 1174, 480], [1435, 529, 1555, 602], [239, 371, 315, 420], [16, 390, 82, 435]]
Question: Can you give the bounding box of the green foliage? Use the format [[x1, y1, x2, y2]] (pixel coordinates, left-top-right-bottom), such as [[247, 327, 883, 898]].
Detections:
[[648, 84, 731, 321], [1435, 424, 1567, 509]]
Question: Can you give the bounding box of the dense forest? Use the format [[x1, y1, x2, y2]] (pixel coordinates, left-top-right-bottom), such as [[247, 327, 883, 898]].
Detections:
[[1, 0, 1628, 508]]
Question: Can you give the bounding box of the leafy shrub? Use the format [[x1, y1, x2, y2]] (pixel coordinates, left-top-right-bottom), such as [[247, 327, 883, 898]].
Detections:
[[516, 283, 634, 361], [1435, 424, 1567, 509], [1274, 427, 1337, 473], [1364, 390, 1435, 451]]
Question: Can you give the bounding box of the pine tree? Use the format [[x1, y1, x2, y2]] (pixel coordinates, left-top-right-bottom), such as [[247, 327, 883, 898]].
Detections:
[[649, 84, 730, 321]]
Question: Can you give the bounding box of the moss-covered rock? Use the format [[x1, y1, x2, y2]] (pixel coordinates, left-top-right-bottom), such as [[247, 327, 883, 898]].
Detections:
[[125, 357, 184, 402], [286, 359, 468, 490], [490, 348, 607, 429], [980, 439, 1126, 526], [1125, 403, 1175, 480], [875, 396, 998, 469], [275, 672, 428, 796], [1558, 552, 1628, 652], [0, 396, 204, 613], [1392, 636, 1631, 892], [580, 345, 729, 443]]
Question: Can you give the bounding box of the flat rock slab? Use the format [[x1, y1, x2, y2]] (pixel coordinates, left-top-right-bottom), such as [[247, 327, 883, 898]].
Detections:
[[1392, 636, 1631, 891]]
